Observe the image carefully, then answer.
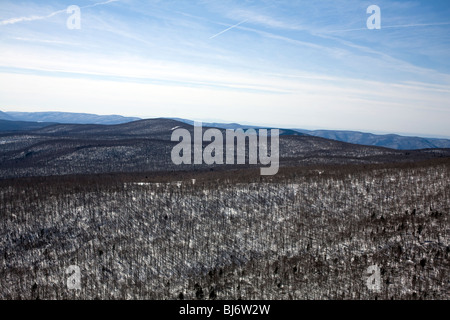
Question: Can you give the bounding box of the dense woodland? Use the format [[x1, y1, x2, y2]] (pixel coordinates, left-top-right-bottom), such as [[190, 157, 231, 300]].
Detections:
[[0, 159, 448, 299]]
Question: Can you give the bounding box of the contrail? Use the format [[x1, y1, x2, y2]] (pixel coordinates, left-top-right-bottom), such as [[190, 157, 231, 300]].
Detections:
[[0, 0, 119, 26], [209, 19, 248, 39]]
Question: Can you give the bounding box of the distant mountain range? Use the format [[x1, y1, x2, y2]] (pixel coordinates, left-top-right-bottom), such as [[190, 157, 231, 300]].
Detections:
[[0, 111, 14, 121], [293, 129, 450, 150], [173, 118, 450, 150], [0, 111, 140, 125], [1, 110, 449, 150]]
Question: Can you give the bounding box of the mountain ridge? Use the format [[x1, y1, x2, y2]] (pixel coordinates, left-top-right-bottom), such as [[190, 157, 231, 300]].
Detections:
[[1, 118, 450, 179], [4, 110, 140, 125], [1, 111, 449, 150], [170, 118, 450, 150], [293, 129, 450, 150], [0, 111, 14, 121]]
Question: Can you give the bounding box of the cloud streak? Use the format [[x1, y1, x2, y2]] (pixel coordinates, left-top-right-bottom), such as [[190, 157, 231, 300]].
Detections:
[[0, 9, 66, 26], [0, 0, 119, 26], [10, 37, 80, 46], [84, 0, 120, 9], [320, 22, 450, 34]]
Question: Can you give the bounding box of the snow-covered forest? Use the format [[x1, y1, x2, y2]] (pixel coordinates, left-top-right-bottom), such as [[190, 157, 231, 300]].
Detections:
[[0, 160, 449, 299]]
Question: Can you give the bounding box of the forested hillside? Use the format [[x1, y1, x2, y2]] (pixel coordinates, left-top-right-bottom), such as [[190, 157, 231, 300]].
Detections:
[[1, 119, 450, 179]]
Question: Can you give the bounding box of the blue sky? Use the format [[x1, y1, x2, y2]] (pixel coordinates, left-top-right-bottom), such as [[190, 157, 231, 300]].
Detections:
[[0, 0, 449, 137]]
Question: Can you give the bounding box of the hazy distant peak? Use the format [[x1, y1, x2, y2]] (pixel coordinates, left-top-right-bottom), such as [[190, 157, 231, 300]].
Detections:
[[5, 111, 141, 125], [0, 110, 15, 120]]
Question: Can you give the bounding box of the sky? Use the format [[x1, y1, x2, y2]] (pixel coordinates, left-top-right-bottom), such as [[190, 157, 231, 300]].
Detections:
[[0, 0, 449, 138]]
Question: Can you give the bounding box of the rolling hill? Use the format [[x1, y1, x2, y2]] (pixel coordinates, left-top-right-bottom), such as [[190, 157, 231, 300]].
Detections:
[[0, 119, 57, 132], [1, 118, 449, 179], [1, 111, 449, 150]]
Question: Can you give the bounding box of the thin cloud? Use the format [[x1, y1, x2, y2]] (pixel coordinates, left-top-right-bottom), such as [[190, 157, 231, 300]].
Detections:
[[11, 37, 80, 46], [83, 0, 120, 9], [383, 22, 450, 29], [320, 22, 450, 34], [228, 8, 303, 31], [209, 19, 248, 39], [0, 0, 119, 26], [0, 9, 66, 26], [312, 31, 450, 85]]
